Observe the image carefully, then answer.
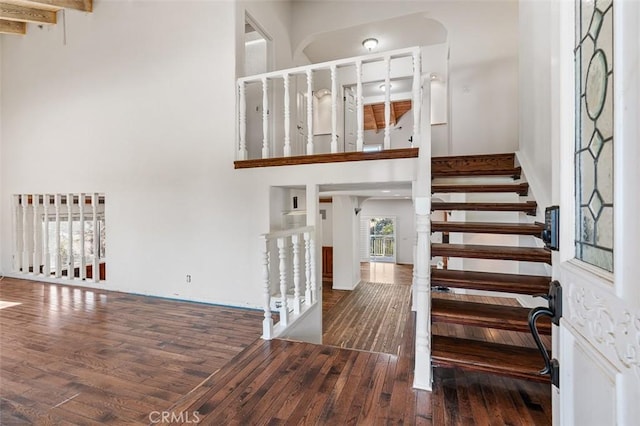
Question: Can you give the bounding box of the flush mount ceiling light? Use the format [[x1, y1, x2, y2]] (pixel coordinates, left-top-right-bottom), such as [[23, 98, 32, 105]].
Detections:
[[362, 38, 378, 51], [379, 83, 393, 91]]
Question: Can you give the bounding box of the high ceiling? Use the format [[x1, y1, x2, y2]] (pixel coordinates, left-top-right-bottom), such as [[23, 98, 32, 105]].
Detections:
[[0, 0, 91, 35]]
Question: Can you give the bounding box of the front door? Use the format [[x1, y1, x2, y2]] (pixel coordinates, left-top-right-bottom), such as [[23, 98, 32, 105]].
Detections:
[[554, 0, 639, 424]]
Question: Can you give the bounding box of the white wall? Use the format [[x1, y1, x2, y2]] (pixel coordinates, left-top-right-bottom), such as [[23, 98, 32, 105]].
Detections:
[[360, 198, 415, 264], [319, 202, 333, 246], [518, 0, 552, 207], [0, 2, 418, 308], [332, 195, 361, 290]]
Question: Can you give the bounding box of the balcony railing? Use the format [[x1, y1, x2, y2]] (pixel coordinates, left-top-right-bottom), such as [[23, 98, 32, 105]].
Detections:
[[237, 47, 422, 161], [370, 235, 395, 259]]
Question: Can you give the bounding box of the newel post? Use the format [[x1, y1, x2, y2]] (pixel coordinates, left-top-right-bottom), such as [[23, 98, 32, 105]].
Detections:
[[413, 196, 432, 390]]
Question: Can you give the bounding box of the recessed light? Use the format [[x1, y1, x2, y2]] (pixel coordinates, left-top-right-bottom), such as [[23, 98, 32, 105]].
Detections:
[[362, 38, 378, 51], [381, 190, 391, 193]]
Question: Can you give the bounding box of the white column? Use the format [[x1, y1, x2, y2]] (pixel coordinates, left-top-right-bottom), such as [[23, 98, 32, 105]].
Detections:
[[54, 194, 62, 278], [412, 49, 422, 147], [330, 64, 338, 153], [304, 231, 312, 306], [91, 193, 100, 282], [283, 73, 291, 157], [412, 242, 418, 311], [384, 55, 392, 150], [12, 195, 21, 272], [32, 194, 39, 275], [309, 232, 317, 304], [291, 233, 301, 314], [356, 60, 364, 151], [306, 69, 314, 155], [238, 81, 247, 160], [277, 237, 289, 326], [43, 195, 51, 276], [262, 237, 273, 339], [67, 193, 74, 280], [413, 196, 432, 390], [21, 194, 29, 273], [261, 77, 270, 159], [79, 193, 86, 280]]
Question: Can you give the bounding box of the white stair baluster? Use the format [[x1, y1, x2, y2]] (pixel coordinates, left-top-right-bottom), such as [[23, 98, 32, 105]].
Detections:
[[306, 69, 314, 155], [43, 195, 50, 276], [54, 194, 61, 278], [413, 197, 432, 389], [291, 233, 301, 314], [67, 194, 74, 280], [283, 73, 291, 157], [277, 237, 289, 326], [412, 49, 422, 147], [262, 77, 270, 159], [262, 237, 273, 339], [91, 193, 100, 282], [79, 193, 86, 280], [356, 60, 364, 151], [238, 81, 247, 160], [304, 231, 312, 306], [330, 65, 338, 153], [21, 194, 29, 273], [384, 55, 391, 150], [32, 194, 39, 275], [12, 195, 21, 272]]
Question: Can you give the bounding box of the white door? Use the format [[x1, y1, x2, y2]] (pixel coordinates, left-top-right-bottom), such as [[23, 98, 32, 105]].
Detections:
[[344, 87, 357, 152], [553, 1, 639, 424]]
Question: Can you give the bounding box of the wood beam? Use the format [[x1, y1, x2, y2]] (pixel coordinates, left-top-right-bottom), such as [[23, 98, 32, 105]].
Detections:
[[0, 18, 25, 33], [0, 2, 56, 24], [22, 0, 92, 12]]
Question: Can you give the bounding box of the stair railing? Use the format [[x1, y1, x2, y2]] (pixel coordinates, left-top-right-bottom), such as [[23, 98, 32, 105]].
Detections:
[[237, 47, 422, 160], [261, 226, 317, 339]]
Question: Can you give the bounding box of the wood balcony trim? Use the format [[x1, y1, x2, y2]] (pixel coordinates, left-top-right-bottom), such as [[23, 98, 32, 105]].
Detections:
[[234, 147, 419, 169]]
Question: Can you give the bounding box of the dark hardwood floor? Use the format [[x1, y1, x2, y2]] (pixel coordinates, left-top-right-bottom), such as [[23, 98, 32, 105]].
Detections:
[[1, 266, 551, 425]]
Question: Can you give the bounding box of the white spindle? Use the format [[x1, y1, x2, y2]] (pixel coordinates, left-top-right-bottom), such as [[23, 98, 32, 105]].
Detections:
[[330, 65, 338, 153], [238, 81, 247, 160], [277, 237, 289, 326], [12, 195, 20, 272], [413, 197, 432, 389], [306, 69, 314, 155], [262, 237, 273, 339], [384, 55, 392, 150], [412, 49, 422, 147], [91, 193, 99, 283], [21, 194, 29, 273], [261, 77, 269, 159], [283, 73, 291, 157], [54, 194, 61, 278], [291, 234, 301, 314], [356, 60, 364, 151], [32, 194, 39, 275], [43, 195, 50, 276], [79, 193, 86, 280], [67, 194, 74, 280], [309, 233, 317, 304], [304, 231, 312, 305]]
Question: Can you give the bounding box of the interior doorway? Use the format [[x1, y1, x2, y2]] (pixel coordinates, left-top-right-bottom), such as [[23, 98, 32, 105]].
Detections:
[[361, 216, 396, 263]]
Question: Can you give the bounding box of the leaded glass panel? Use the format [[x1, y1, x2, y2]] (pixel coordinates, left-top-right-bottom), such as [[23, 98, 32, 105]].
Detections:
[[575, 0, 614, 272]]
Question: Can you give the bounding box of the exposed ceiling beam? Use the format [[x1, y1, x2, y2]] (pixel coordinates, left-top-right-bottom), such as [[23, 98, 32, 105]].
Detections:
[[0, 2, 56, 24], [0, 18, 25, 34], [22, 0, 92, 12]]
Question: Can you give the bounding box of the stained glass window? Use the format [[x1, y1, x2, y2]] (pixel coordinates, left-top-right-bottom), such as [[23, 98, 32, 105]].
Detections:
[[575, 0, 614, 271]]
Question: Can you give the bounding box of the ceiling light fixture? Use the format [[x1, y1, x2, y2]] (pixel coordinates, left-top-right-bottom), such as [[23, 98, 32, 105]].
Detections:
[[379, 83, 393, 92], [362, 38, 378, 51]]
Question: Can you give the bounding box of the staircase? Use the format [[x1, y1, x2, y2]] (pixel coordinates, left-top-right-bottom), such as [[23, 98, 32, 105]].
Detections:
[[429, 153, 552, 383]]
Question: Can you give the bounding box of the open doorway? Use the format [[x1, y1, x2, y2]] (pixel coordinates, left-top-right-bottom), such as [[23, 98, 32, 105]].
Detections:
[[361, 216, 396, 263]]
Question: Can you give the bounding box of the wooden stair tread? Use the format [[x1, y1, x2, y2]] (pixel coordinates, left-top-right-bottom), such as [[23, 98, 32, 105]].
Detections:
[[430, 269, 551, 295], [431, 221, 544, 236], [432, 182, 529, 195], [432, 335, 550, 382], [431, 201, 537, 214], [432, 243, 551, 263], [431, 153, 520, 178], [431, 298, 551, 335]]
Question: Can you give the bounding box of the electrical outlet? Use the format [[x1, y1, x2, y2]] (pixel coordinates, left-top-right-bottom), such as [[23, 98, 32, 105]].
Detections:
[[186, 274, 191, 283]]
